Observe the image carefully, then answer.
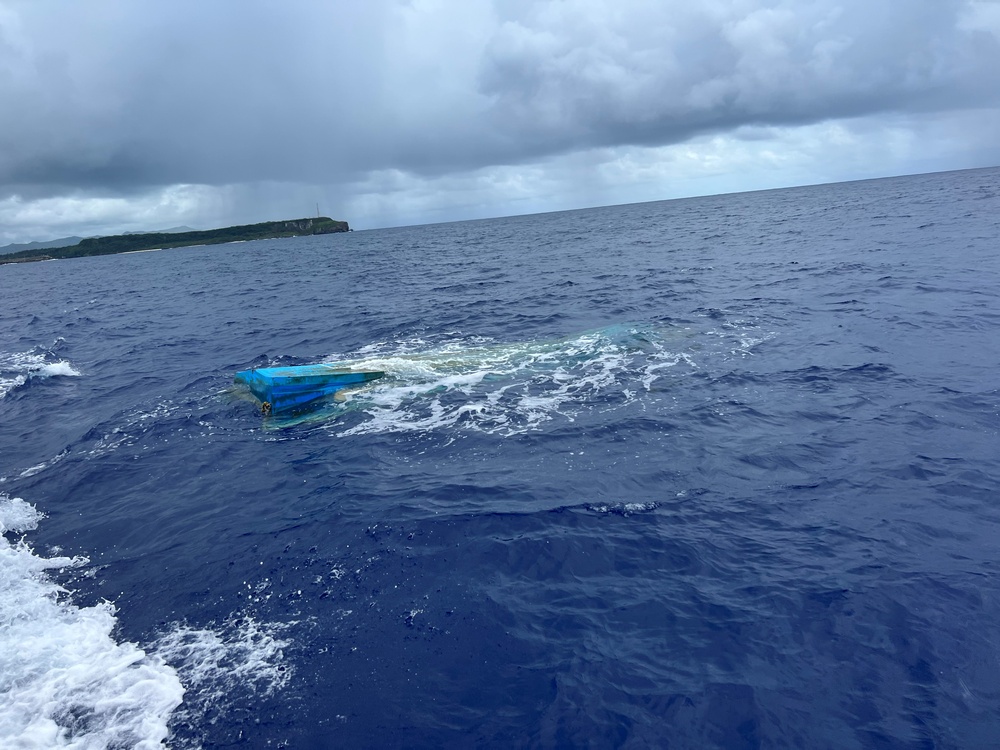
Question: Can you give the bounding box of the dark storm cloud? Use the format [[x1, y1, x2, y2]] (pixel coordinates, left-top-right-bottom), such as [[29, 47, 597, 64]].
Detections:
[[477, 0, 1000, 159], [0, 0, 998, 198], [0, 1, 398, 193]]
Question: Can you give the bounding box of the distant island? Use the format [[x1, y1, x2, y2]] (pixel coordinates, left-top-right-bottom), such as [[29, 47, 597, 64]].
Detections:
[[0, 235, 86, 256], [0, 217, 350, 265]]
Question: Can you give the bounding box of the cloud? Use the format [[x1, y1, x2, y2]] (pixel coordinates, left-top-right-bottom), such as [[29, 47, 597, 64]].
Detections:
[[478, 1, 1000, 155], [1, 105, 996, 244], [0, 0, 997, 241], [0, 185, 224, 241]]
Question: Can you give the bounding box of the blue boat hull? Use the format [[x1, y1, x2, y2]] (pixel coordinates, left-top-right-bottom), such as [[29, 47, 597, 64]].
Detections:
[[234, 365, 385, 414]]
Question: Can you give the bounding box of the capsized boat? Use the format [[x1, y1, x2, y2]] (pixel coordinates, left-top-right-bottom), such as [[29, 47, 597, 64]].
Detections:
[[234, 364, 385, 415]]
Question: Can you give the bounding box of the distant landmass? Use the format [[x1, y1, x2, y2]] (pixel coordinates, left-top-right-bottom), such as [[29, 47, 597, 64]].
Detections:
[[0, 225, 201, 256], [0, 218, 350, 265], [0, 236, 85, 256]]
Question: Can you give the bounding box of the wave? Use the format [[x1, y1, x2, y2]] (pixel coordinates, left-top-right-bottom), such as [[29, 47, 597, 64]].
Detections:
[[0, 345, 81, 400], [0, 449, 70, 483], [0, 494, 183, 748]]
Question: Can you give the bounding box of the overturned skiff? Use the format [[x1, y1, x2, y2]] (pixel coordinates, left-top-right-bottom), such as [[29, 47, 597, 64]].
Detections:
[[235, 365, 385, 415]]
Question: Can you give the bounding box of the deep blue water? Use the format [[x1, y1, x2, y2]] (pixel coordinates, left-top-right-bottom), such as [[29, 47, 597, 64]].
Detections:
[[2, 167, 999, 748]]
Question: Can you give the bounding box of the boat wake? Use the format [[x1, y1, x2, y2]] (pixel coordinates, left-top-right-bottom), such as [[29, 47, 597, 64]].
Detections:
[[0, 492, 295, 749], [151, 617, 294, 747], [0, 494, 183, 748]]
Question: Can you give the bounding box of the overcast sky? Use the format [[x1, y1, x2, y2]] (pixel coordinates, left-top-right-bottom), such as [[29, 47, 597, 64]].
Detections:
[[1, 0, 998, 243]]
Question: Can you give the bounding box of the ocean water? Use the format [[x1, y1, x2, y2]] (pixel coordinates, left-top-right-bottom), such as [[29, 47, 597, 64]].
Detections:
[[1, 167, 999, 748]]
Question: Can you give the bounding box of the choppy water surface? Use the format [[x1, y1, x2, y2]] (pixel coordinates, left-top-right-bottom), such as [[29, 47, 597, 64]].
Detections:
[[2, 167, 999, 748]]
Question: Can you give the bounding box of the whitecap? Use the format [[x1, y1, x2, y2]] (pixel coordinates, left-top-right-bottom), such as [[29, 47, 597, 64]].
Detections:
[[587, 501, 660, 516], [0, 349, 80, 400]]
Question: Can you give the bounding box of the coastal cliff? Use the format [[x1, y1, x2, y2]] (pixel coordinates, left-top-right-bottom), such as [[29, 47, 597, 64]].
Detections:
[[0, 217, 350, 265]]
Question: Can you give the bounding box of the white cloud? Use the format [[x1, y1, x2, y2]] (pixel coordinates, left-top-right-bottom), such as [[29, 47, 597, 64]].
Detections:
[[0, 185, 221, 243]]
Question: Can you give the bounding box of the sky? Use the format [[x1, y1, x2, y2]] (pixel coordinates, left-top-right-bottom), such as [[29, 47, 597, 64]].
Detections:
[[1, 0, 999, 244]]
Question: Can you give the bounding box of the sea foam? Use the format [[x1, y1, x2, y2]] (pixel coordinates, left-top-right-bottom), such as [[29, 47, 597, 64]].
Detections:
[[328, 325, 692, 436]]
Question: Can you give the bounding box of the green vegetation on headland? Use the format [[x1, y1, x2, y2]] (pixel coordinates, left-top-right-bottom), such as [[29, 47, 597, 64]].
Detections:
[[0, 217, 350, 265]]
